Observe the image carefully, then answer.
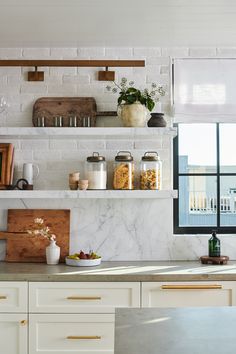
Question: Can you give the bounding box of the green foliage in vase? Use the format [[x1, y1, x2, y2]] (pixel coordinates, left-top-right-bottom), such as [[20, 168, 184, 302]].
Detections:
[[106, 77, 165, 112]]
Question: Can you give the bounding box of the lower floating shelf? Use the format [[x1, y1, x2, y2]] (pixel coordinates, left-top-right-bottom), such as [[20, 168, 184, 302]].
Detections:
[[0, 190, 178, 199]]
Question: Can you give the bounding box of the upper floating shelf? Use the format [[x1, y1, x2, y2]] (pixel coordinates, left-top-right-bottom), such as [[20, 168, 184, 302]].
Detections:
[[0, 127, 177, 138]]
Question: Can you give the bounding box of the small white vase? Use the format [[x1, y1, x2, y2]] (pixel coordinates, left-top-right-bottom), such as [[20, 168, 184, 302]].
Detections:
[[117, 102, 150, 127], [46, 240, 60, 265]]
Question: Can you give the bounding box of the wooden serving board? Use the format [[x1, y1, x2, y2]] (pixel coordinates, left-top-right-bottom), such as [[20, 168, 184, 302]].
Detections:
[[0, 209, 70, 263], [200, 255, 229, 265], [32, 97, 97, 127]]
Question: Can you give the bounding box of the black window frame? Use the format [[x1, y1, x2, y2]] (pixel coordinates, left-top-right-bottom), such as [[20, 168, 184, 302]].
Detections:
[[173, 123, 236, 234]]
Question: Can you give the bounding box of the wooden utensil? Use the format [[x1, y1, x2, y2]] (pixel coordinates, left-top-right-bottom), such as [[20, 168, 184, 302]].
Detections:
[[0, 209, 70, 263]]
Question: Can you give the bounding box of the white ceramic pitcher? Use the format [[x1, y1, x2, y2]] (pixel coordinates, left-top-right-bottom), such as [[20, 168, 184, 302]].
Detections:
[[22, 163, 39, 185]]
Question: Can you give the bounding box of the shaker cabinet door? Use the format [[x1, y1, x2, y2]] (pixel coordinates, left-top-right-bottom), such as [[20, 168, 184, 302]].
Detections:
[[0, 314, 28, 354], [142, 281, 236, 307]]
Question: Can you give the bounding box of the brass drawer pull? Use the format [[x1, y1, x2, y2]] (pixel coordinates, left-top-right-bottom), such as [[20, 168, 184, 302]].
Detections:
[[20, 320, 27, 326], [161, 284, 222, 290], [67, 336, 101, 340], [0, 296, 7, 299], [67, 296, 101, 300]]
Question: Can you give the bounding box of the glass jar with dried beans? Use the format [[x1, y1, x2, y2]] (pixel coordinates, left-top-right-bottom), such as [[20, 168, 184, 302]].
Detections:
[[140, 151, 162, 190], [113, 151, 134, 190]]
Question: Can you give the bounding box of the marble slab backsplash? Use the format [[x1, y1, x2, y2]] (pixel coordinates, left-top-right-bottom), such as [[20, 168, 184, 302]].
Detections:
[[0, 199, 236, 261]]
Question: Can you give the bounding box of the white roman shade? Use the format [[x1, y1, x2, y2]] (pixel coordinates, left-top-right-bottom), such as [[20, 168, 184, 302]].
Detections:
[[173, 58, 236, 123]]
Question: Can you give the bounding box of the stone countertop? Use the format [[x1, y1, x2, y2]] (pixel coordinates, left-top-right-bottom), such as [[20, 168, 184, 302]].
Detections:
[[114, 307, 236, 354], [1, 261, 236, 281]]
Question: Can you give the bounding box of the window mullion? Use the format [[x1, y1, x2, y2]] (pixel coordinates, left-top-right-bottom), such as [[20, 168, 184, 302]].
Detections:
[[216, 123, 220, 230]]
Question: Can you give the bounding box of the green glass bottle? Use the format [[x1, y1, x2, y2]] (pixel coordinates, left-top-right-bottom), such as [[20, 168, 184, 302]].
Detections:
[[208, 230, 221, 257]]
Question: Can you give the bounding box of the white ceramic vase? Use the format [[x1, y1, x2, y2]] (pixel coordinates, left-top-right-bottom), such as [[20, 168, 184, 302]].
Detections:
[[46, 240, 60, 265], [118, 102, 150, 127]]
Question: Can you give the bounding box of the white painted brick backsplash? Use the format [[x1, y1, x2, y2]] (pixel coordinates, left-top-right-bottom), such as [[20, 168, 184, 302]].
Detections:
[[160, 65, 170, 74], [21, 140, 49, 150], [146, 74, 169, 85], [48, 83, 77, 94], [78, 47, 105, 57], [78, 140, 106, 150], [49, 67, 77, 76], [134, 140, 162, 150], [63, 75, 90, 84], [161, 47, 189, 58], [0, 84, 20, 94], [49, 139, 77, 150], [0, 48, 22, 58], [23, 48, 50, 58], [50, 47, 78, 58], [189, 47, 217, 57], [33, 150, 61, 161], [217, 47, 236, 57], [20, 83, 48, 94], [133, 47, 161, 57], [105, 47, 133, 58], [0, 76, 7, 84], [0, 67, 21, 75], [106, 140, 134, 150], [44, 74, 63, 84]]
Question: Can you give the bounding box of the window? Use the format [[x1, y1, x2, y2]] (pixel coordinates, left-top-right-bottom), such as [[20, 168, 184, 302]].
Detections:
[[174, 123, 236, 234]]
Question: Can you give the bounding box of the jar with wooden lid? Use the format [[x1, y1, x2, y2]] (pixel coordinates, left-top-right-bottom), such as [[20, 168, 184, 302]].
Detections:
[[85, 152, 107, 190], [113, 151, 134, 190], [140, 151, 162, 190]]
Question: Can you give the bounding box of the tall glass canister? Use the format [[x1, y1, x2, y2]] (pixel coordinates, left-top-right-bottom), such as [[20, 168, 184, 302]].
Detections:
[[140, 151, 162, 190], [113, 151, 134, 190], [85, 152, 107, 189]]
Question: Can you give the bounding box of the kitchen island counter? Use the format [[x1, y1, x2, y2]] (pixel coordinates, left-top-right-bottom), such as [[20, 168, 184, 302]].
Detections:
[[1, 261, 236, 281]]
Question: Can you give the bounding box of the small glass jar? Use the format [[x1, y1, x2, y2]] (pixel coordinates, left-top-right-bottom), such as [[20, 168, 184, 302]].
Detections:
[[140, 151, 162, 190], [113, 151, 134, 190], [85, 152, 107, 190]]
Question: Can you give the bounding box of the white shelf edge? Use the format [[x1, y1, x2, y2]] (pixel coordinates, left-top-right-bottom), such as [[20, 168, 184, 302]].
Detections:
[[0, 127, 177, 138], [0, 190, 178, 199]]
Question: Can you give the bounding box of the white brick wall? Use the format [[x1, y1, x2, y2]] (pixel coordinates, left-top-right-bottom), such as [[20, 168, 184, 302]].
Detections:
[[0, 45, 235, 260]]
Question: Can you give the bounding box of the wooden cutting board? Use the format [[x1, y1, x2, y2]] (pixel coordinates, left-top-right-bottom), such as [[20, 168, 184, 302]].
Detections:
[[0, 209, 70, 263], [32, 97, 97, 127]]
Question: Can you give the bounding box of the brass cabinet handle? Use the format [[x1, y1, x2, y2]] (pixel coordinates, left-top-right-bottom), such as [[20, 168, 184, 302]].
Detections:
[[67, 296, 101, 300], [161, 284, 222, 290], [0, 296, 7, 299], [67, 336, 101, 340], [20, 320, 27, 326]]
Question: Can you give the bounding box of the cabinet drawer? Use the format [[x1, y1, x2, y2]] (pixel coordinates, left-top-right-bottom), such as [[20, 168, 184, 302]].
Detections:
[[29, 282, 140, 313], [0, 314, 28, 354], [142, 281, 235, 307], [29, 314, 114, 354], [0, 282, 28, 313]]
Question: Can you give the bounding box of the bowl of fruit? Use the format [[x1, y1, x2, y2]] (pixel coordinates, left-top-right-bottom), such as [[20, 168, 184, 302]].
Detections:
[[65, 250, 101, 267]]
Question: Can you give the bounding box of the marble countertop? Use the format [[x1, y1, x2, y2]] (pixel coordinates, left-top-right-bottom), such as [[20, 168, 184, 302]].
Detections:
[[1, 261, 236, 281], [114, 307, 236, 354]]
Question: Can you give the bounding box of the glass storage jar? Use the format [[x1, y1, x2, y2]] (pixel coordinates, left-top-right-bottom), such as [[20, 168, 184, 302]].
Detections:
[[140, 151, 162, 190], [113, 151, 134, 190], [85, 152, 107, 190]]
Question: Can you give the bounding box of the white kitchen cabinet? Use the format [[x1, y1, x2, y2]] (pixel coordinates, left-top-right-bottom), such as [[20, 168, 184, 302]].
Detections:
[[29, 282, 141, 313], [142, 281, 236, 307], [29, 314, 114, 354], [0, 282, 28, 313], [0, 314, 28, 354]]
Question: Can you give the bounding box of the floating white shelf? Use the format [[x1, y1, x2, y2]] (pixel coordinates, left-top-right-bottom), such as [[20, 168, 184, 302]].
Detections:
[[0, 190, 178, 199], [0, 127, 177, 138]]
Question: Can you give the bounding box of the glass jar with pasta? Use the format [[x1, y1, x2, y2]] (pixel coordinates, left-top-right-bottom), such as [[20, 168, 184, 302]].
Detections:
[[140, 151, 162, 190], [113, 151, 134, 190]]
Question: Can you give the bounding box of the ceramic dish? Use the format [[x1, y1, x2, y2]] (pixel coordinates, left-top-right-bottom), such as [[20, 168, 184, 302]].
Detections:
[[65, 257, 102, 267]]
